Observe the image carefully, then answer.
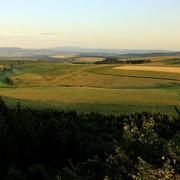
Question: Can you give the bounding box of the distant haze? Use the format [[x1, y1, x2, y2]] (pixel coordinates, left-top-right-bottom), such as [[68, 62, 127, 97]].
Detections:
[[0, 0, 180, 50], [0, 47, 177, 55]]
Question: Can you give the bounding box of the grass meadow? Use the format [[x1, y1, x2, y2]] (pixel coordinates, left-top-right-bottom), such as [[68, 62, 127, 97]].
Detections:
[[0, 57, 180, 115]]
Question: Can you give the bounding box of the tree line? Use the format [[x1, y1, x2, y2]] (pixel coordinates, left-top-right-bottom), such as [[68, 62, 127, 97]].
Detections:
[[95, 57, 151, 64], [0, 97, 179, 179]]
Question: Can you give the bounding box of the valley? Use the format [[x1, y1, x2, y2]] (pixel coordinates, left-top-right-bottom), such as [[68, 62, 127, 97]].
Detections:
[[0, 55, 180, 115]]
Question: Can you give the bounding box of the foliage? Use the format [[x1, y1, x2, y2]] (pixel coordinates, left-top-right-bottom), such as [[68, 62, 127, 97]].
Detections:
[[95, 57, 151, 64], [0, 98, 179, 179]]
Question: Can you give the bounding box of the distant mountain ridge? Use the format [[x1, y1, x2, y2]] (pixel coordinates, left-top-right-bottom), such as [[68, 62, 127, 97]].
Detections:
[[0, 46, 175, 54], [0, 47, 180, 59], [0, 47, 24, 53], [47, 46, 172, 54]]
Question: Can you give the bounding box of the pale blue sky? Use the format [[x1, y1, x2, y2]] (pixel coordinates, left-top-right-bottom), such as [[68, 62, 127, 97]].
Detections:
[[0, 0, 180, 50]]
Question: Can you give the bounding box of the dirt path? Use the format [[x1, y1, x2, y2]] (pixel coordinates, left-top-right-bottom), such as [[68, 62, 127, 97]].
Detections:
[[114, 66, 180, 73]]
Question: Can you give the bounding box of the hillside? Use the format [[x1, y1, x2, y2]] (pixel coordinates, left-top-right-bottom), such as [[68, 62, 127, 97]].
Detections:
[[0, 55, 180, 115]]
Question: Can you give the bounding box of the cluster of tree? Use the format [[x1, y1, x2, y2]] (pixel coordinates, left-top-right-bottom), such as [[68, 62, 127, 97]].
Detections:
[[96, 57, 151, 64], [0, 97, 179, 179], [6, 76, 14, 85], [125, 59, 151, 64], [0, 68, 4, 75]]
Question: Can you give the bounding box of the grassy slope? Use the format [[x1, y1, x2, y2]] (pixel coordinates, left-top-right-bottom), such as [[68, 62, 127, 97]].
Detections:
[[0, 71, 13, 87], [5, 63, 180, 88], [1, 86, 179, 115], [0, 59, 180, 115]]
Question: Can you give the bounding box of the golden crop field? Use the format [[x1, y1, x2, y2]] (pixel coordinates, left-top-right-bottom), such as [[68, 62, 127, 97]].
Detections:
[[77, 57, 105, 62], [50, 54, 78, 58], [114, 65, 180, 73]]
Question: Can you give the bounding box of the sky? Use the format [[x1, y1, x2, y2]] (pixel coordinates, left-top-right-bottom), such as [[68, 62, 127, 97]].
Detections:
[[0, 0, 180, 50]]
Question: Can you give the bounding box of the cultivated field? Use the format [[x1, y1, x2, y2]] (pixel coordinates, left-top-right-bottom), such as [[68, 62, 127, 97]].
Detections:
[[50, 54, 78, 58], [0, 56, 180, 115], [77, 57, 105, 63], [114, 65, 180, 73]]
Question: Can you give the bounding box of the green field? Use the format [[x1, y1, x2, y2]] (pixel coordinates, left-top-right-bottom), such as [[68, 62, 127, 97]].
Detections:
[[0, 58, 180, 115]]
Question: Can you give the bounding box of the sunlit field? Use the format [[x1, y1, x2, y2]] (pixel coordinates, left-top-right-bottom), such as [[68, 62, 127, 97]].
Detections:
[[0, 57, 180, 115]]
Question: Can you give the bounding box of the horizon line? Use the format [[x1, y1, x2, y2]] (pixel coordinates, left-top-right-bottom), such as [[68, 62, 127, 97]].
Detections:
[[0, 46, 178, 52]]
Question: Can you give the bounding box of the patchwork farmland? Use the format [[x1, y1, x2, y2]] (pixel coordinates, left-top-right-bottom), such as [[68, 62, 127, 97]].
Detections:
[[0, 56, 180, 115]]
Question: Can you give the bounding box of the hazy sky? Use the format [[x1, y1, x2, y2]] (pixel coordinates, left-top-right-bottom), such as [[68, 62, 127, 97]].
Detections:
[[0, 0, 180, 50]]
